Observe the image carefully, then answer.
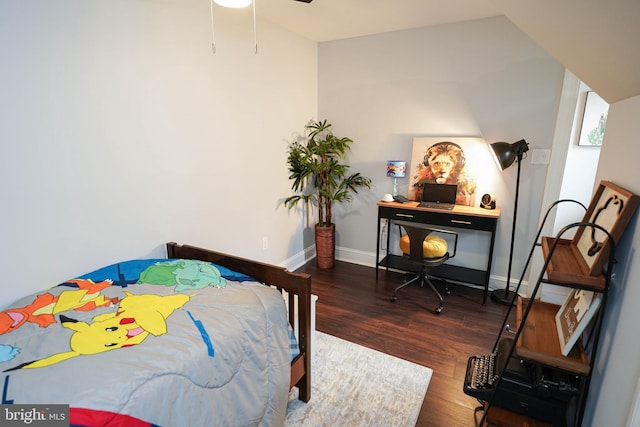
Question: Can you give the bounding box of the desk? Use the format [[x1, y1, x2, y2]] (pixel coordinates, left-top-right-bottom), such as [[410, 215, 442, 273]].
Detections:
[[376, 201, 501, 304]]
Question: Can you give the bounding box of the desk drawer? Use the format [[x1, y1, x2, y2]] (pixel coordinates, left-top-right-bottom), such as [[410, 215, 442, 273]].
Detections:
[[379, 206, 495, 231]]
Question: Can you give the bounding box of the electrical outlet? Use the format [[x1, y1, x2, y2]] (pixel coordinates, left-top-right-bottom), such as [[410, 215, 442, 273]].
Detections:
[[531, 149, 551, 165], [262, 236, 268, 251]]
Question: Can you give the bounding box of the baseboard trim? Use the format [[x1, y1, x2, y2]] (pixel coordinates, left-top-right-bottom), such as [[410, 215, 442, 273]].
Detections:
[[279, 245, 316, 272], [281, 245, 533, 297]]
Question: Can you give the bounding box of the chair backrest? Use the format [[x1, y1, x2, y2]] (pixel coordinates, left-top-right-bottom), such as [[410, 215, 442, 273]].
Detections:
[[403, 227, 439, 263], [396, 220, 458, 263]]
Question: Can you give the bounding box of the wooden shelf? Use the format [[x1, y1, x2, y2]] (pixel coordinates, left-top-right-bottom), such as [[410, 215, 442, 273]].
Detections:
[[483, 404, 552, 427], [515, 297, 590, 376], [541, 237, 605, 290]]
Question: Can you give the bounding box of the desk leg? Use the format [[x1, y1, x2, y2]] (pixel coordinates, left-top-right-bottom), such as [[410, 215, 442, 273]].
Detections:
[[484, 221, 498, 305], [376, 216, 381, 281]]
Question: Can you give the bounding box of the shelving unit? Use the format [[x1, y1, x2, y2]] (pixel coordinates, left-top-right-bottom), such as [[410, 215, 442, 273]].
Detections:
[[477, 218, 616, 427], [466, 181, 640, 427]]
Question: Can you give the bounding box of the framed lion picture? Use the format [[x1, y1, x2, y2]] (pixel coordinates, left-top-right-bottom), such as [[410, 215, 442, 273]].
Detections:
[[408, 137, 487, 206]]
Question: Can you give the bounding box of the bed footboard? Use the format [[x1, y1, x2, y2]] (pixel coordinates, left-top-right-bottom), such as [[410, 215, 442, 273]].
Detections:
[[166, 242, 312, 402]]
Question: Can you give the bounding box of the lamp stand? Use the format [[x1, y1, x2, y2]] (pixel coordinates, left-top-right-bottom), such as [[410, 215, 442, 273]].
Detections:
[[491, 153, 523, 306], [392, 178, 399, 197]]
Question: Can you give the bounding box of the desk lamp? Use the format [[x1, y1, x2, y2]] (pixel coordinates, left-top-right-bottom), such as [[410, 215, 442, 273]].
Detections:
[[490, 139, 529, 306], [386, 161, 407, 197]]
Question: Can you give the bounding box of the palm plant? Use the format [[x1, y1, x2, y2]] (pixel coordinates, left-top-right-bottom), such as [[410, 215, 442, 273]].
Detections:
[[285, 119, 371, 227]]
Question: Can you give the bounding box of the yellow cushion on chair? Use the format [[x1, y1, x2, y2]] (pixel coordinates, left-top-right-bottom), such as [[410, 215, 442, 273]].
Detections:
[[399, 234, 448, 258]]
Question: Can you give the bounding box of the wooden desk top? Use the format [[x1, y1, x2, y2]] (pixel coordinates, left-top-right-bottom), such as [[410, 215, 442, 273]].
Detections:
[[378, 201, 501, 219]]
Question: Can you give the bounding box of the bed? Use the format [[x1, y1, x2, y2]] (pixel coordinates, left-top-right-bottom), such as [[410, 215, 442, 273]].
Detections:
[[0, 242, 312, 426]]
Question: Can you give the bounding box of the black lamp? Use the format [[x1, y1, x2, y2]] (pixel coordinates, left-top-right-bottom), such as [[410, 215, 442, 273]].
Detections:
[[490, 139, 529, 305]]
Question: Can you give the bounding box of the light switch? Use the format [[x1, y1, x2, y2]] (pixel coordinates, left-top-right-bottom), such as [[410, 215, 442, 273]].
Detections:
[[531, 149, 551, 165]]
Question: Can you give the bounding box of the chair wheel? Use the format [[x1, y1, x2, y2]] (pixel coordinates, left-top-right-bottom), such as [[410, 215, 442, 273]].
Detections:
[[435, 306, 443, 314], [390, 295, 397, 302]]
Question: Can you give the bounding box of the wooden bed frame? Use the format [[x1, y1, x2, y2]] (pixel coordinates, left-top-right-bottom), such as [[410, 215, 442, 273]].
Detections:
[[166, 242, 312, 402]]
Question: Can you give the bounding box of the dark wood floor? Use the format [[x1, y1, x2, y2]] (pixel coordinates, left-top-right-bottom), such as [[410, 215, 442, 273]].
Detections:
[[296, 260, 513, 427]]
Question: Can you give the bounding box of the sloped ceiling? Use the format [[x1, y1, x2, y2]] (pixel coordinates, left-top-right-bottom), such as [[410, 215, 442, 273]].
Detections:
[[257, 0, 500, 42], [490, 0, 640, 103], [256, 0, 640, 103]]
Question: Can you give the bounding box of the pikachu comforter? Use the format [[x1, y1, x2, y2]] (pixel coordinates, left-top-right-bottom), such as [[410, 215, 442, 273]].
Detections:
[[0, 258, 293, 426]]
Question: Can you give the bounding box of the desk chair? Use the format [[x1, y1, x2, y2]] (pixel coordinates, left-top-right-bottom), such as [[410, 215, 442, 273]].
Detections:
[[390, 221, 458, 314]]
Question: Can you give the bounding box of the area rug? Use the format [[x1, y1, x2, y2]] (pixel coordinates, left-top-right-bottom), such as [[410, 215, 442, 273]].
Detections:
[[286, 332, 433, 427]]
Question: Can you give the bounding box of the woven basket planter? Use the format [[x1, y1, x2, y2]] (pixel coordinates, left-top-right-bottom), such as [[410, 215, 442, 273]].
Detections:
[[315, 223, 336, 270]]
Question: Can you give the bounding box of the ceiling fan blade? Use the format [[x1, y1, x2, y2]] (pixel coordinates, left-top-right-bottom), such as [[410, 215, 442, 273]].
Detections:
[[294, 0, 313, 3]]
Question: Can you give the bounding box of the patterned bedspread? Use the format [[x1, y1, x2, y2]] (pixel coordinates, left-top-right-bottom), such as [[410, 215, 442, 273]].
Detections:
[[0, 259, 293, 426]]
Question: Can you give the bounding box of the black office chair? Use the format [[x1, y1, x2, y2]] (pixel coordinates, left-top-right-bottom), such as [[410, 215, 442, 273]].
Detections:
[[390, 220, 458, 314]]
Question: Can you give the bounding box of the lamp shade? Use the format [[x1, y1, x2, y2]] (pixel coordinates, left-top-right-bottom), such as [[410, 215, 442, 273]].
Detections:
[[386, 161, 407, 177], [490, 139, 529, 170], [214, 0, 252, 7]]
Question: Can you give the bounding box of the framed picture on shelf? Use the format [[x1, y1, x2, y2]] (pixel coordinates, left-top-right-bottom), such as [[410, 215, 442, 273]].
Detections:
[[573, 181, 640, 275], [577, 91, 609, 146], [555, 289, 602, 356]]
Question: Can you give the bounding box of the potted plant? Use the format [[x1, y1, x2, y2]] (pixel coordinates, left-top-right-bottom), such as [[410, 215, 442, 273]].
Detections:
[[284, 119, 372, 269]]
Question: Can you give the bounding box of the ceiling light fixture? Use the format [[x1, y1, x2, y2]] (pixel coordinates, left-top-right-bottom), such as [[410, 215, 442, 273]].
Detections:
[[213, 0, 251, 7], [210, 0, 257, 54]]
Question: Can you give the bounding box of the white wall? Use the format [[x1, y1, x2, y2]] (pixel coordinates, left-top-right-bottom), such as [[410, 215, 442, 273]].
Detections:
[[0, 0, 317, 308], [317, 16, 565, 292], [538, 77, 603, 304], [554, 82, 602, 236], [586, 94, 640, 426]]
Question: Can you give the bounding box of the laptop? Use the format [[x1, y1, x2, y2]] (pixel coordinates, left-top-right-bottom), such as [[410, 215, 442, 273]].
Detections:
[[420, 183, 457, 210]]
